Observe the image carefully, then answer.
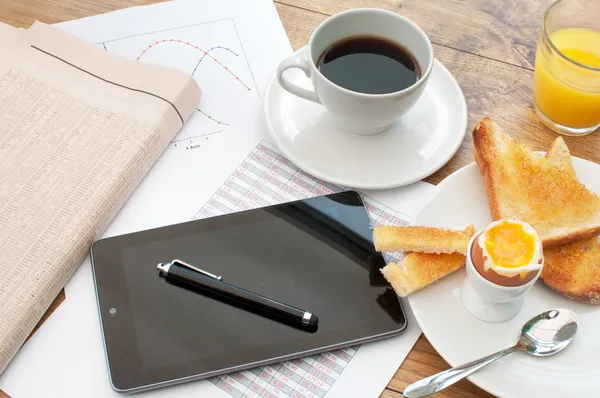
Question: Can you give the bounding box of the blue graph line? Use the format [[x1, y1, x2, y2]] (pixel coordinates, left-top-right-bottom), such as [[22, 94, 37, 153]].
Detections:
[[191, 46, 239, 76], [102, 43, 107, 51]]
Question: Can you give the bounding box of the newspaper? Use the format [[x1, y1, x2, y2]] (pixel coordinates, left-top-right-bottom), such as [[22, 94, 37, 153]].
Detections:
[[0, 21, 200, 374]]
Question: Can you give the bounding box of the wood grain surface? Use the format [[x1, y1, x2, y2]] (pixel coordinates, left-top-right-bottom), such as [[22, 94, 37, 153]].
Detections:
[[27, 289, 66, 342], [281, 0, 553, 68], [1, 1, 598, 397]]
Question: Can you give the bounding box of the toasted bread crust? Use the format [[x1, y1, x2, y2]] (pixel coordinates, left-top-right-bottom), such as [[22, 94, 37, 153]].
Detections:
[[542, 227, 600, 248], [541, 237, 600, 304], [373, 225, 476, 254], [472, 117, 503, 221], [546, 137, 576, 178], [472, 117, 600, 248], [380, 253, 466, 297]]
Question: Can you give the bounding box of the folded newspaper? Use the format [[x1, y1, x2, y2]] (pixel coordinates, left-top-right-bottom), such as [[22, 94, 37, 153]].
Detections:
[[0, 21, 200, 374]]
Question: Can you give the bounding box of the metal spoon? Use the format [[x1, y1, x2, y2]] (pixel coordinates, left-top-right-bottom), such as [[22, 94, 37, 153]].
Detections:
[[403, 308, 578, 398]]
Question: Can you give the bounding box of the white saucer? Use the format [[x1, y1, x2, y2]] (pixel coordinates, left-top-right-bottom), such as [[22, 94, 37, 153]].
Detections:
[[408, 158, 600, 398], [263, 46, 467, 190]]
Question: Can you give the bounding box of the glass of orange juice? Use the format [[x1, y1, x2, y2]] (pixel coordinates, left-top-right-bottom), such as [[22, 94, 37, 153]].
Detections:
[[533, 0, 600, 136]]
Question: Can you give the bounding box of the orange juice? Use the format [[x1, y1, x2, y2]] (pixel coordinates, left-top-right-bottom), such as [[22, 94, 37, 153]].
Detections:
[[534, 27, 600, 130]]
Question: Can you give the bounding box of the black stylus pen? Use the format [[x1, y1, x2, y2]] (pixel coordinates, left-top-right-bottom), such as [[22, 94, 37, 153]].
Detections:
[[157, 259, 319, 328]]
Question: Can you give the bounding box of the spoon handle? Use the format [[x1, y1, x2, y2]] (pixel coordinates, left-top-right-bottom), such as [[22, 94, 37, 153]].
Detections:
[[403, 346, 517, 398]]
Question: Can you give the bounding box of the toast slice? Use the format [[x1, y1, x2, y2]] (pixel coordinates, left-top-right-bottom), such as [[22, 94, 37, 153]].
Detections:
[[380, 253, 466, 297], [541, 237, 600, 304], [472, 117, 600, 248], [541, 138, 600, 304], [373, 225, 476, 254]]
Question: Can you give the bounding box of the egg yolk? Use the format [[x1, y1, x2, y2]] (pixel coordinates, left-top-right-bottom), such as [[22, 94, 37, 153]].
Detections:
[[483, 221, 536, 268]]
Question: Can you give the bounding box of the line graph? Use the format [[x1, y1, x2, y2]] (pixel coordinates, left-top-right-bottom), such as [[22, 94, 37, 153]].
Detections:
[[191, 46, 237, 76], [98, 19, 259, 151], [196, 108, 229, 126], [135, 39, 251, 90]]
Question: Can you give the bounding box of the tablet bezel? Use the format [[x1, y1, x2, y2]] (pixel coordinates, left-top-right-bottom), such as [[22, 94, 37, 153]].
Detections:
[[90, 191, 406, 393]]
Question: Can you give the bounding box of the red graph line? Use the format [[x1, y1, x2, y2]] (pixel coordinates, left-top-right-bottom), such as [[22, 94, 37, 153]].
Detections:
[[136, 39, 251, 91]]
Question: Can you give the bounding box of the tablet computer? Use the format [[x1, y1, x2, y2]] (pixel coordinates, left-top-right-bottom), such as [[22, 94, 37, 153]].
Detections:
[[90, 191, 406, 393]]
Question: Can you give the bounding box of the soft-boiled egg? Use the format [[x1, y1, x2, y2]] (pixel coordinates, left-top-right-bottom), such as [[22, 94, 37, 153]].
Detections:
[[471, 220, 543, 287]]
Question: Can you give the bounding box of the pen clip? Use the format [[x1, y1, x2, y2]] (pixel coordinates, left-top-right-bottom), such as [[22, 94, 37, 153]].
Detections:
[[171, 259, 223, 281]]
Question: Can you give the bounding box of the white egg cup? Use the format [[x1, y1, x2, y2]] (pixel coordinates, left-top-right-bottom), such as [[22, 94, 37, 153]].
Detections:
[[460, 231, 544, 323]]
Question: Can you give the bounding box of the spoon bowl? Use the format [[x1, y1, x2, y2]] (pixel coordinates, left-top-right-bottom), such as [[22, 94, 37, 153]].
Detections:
[[517, 308, 578, 356]]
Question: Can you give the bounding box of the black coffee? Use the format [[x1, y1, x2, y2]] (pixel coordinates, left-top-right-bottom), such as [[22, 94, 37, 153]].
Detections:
[[316, 35, 420, 95]]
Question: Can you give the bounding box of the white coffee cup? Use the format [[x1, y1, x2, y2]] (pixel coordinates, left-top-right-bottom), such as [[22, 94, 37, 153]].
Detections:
[[276, 8, 434, 136]]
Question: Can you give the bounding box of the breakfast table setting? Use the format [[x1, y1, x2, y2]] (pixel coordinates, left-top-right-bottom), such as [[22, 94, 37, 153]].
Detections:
[[1, 0, 599, 398]]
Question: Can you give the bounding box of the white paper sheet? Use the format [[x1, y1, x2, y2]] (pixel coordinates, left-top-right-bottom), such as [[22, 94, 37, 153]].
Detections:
[[0, 1, 435, 396]]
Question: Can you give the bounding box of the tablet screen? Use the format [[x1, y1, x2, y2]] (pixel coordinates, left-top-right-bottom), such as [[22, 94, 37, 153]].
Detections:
[[91, 191, 405, 392]]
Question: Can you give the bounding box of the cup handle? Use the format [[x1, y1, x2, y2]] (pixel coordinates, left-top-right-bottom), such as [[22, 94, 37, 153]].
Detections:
[[277, 57, 321, 104]]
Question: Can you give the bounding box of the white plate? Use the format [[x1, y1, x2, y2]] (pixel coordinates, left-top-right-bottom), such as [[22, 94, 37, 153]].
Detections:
[[408, 158, 600, 398], [263, 46, 467, 190]]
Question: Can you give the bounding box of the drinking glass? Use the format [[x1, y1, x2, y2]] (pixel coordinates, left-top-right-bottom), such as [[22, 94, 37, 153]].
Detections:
[[533, 0, 600, 136]]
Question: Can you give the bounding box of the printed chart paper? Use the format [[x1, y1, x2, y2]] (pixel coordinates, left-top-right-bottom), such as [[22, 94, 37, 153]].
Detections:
[[96, 17, 260, 150]]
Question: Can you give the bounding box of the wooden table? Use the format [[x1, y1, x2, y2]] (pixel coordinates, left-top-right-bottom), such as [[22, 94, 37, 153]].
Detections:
[[1, 1, 598, 397]]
